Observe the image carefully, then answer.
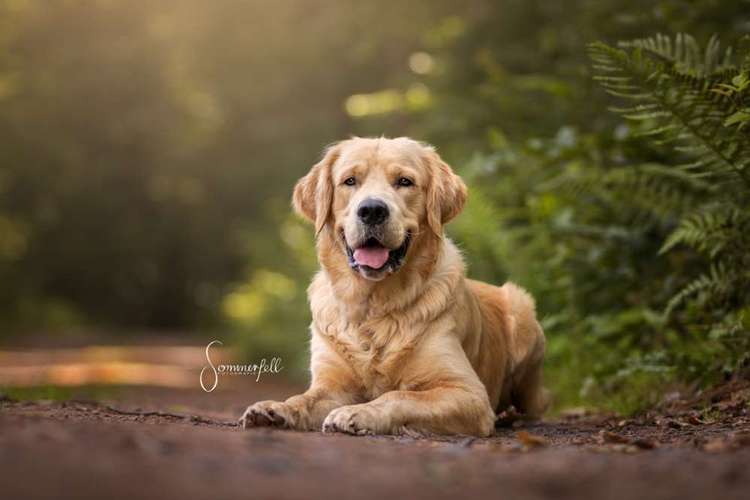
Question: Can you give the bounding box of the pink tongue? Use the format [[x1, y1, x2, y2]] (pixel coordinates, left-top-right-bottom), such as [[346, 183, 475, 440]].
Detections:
[[353, 247, 390, 269]]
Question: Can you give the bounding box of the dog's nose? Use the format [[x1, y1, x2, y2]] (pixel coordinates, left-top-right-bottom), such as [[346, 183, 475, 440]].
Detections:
[[357, 198, 389, 226]]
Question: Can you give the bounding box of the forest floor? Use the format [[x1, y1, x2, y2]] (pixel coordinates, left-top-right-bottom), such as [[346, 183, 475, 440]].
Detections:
[[1, 379, 749, 500]]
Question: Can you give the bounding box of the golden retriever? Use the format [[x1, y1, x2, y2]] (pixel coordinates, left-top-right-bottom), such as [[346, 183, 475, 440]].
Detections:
[[240, 137, 547, 437]]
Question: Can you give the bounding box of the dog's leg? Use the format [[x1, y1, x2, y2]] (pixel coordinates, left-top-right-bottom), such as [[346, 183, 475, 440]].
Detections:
[[322, 336, 496, 437], [508, 320, 549, 418], [322, 385, 495, 437], [502, 283, 549, 418], [240, 339, 360, 431], [240, 386, 354, 431], [512, 357, 550, 418]]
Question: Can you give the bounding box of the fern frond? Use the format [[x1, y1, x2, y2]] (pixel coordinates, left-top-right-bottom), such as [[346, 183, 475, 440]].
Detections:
[[660, 205, 746, 257], [549, 162, 713, 224], [590, 34, 750, 323], [664, 262, 733, 317], [588, 36, 750, 188], [621, 33, 735, 76]]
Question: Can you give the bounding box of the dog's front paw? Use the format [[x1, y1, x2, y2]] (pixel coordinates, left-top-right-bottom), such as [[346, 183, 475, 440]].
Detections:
[[240, 401, 297, 429], [322, 404, 387, 436]]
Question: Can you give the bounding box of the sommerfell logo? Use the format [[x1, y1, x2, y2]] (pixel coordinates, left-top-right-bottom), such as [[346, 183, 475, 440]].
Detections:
[[200, 340, 283, 392]]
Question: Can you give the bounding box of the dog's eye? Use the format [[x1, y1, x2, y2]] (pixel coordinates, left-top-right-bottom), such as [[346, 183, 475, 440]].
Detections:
[[397, 177, 414, 187], [343, 177, 356, 186]]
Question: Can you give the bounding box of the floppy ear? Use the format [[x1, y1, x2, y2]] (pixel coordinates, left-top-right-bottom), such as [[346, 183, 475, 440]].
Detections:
[[423, 147, 468, 237], [292, 144, 341, 235]]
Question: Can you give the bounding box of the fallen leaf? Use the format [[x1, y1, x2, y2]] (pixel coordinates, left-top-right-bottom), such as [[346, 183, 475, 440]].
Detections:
[[687, 415, 704, 425], [598, 431, 630, 445], [596, 430, 657, 450], [663, 419, 687, 429], [516, 430, 547, 448]]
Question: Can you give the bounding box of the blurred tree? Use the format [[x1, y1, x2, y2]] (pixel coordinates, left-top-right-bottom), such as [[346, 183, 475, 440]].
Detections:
[[0, 0, 454, 332]]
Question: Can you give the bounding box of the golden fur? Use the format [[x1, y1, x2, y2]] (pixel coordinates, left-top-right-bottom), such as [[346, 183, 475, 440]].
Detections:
[[240, 137, 547, 437]]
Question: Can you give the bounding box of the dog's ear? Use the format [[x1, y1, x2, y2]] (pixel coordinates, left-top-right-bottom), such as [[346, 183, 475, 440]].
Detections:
[[292, 143, 341, 234], [423, 147, 467, 237]]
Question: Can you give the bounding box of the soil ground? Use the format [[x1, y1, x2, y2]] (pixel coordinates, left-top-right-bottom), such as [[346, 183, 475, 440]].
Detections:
[[1, 380, 749, 500]]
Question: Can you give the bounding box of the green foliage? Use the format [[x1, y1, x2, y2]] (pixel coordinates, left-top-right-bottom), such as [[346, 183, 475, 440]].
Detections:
[[590, 35, 750, 183], [0, 0, 452, 333], [223, 215, 318, 379], [590, 34, 750, 326]]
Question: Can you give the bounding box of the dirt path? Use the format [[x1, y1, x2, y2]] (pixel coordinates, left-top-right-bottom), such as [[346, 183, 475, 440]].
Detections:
[[1, 383, 749, 500]]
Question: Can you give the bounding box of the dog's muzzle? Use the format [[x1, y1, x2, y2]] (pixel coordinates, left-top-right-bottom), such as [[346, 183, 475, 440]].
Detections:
[[343, 230, 411, 275]]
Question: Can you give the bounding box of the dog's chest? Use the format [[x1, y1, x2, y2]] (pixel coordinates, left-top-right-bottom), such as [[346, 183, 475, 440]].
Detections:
[[324, 320, 415, 399]]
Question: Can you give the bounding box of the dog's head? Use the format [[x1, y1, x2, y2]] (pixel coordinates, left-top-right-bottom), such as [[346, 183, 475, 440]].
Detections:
[[293, 137, 466, 281]]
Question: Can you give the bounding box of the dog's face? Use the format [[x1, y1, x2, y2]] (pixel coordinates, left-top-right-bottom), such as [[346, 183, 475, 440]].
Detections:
[[293, 137, 467, 281]]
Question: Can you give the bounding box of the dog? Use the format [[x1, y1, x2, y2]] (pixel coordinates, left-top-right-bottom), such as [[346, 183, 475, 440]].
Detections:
[[240, 137, 547, 437]]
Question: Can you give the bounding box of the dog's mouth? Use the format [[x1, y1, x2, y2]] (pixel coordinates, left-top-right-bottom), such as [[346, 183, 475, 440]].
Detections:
[[343, 232, 411, 277]]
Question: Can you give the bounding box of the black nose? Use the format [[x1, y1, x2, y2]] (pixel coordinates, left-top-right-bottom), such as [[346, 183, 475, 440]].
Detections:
[[357, 198, 389, 225]]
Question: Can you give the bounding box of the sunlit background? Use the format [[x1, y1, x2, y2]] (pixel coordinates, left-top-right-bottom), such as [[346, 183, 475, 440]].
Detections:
[[1, 0, 748, 412]]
